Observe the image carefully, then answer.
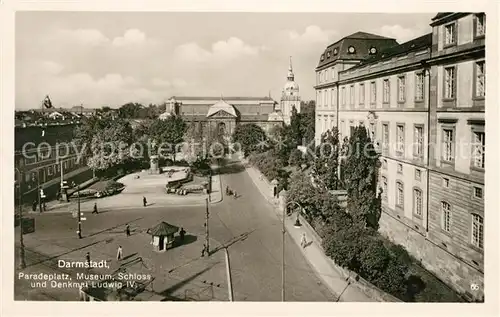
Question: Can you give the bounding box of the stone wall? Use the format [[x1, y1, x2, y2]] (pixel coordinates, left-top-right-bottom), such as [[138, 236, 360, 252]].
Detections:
[[299, 212, 401, 302], [378, 209, 484, 301]]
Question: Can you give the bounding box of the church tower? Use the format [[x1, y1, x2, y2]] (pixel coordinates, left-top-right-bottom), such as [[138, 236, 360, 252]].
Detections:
[[280, 56, 301, 125]]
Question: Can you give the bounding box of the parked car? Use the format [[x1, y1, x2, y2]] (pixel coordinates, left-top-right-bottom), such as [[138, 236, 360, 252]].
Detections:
[[166, 180, 183, 194]]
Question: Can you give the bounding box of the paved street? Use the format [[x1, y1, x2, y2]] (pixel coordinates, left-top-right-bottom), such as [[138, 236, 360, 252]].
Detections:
[[15, 160, 335, 301]]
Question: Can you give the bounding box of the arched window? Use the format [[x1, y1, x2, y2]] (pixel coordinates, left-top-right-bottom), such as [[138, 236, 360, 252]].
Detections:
[[471, 214, 484, 248], [441, 201, 452, 232], [413, 188, 423, 217], [396, 181, 404, 208], [381, 176, 388, 201]]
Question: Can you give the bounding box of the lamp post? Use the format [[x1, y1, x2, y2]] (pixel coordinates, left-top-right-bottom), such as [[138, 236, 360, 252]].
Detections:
[[15, 167, 26, 269], [72, 181, 82, 239], [282, 200, 304, 301]]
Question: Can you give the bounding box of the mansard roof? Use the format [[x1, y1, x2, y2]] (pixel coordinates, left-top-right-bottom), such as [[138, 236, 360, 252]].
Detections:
[[347, 32, 432, 71], [317, 32, 399, 69]]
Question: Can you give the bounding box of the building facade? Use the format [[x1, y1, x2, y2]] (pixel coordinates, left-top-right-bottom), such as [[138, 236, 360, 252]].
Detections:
[[14, 123, 92, 206], [314, 13, 485, 301], [160, 96, 284, 138], [280, 57, 301, 124]]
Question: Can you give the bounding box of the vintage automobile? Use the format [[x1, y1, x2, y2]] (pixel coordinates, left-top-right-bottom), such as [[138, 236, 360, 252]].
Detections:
[[165, 180, 183, 194]]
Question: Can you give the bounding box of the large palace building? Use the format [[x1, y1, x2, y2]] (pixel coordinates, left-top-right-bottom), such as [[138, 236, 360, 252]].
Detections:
[[314, 13, 485, 301], [160, 96, 284, 137]]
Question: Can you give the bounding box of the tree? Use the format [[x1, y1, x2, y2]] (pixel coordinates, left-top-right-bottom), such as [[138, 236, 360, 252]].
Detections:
[[289, 106, 302, 145], [248, 150, 284, 181], [299, 106, 316, 145], [84, 118, 135, 174], [300, 100, 316, 114], [288, 148, 306, 167], [268, 124, 295, 167], [232, 123, 268, 157], [312, 128, 341, 191], [148, 116, 187, 160], [341, 126, 382, 230], [118, 102, 143, 119]]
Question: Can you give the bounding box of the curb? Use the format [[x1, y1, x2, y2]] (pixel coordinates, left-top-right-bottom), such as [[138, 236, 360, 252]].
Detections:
[[208, 167, 223, 205]]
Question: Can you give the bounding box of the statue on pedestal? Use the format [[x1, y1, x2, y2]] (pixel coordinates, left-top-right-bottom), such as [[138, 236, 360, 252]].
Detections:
[[150, 139, 160, 174]]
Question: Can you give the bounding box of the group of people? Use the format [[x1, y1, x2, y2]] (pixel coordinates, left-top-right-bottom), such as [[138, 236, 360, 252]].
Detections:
[[225, 186, 238, 199]]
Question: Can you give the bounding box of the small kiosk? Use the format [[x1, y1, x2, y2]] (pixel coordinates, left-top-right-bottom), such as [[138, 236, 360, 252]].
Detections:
[[148, 222, 179, 252]]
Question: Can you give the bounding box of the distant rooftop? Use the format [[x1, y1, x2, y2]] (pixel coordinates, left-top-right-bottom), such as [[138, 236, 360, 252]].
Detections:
[[170, 96, 274, 101]]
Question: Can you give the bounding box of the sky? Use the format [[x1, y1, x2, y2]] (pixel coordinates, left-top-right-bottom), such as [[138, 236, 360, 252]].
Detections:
[[15, 11, 435, 110]]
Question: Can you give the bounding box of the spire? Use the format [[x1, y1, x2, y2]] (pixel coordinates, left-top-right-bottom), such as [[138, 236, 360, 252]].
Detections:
[[220, 93, 224, 100], [287, 56, 294, 81]]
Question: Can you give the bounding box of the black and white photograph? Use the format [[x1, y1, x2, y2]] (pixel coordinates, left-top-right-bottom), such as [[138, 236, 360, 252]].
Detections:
[[1, 1, 499, 316]]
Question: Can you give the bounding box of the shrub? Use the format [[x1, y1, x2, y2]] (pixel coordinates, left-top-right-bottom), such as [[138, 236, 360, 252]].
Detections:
[[323, 225, 367, 271], [372, 258, 409, 299], [358, 238, 391, 281], [388, 244, 413, 266]]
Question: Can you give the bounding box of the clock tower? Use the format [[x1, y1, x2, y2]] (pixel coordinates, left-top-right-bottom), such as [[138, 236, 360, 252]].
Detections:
[[280, 56, 301, 125]]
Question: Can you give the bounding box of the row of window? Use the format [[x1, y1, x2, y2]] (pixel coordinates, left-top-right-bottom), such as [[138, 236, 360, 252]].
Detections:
[[332, 119, 485, 172], [443, 13, 485, 48], [317, 66, 337, 84], [443, 60, 485, 101], [441, 201, 484, 249], [22, 158, 83, 183], [441, 125, 485, 170], [337, 72, 425, 108], [317, 59, 485, 109], [380, 176, 484, 249]]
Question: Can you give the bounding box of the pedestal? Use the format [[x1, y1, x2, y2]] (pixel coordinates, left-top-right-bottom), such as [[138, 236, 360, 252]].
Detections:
[[150, 155, 160, 174]]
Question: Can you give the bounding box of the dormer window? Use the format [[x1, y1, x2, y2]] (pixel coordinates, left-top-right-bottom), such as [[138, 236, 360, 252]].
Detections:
[[333, 48, 338, 55], [474, 13, 486, 38], [444, 22, 457, 46], [321, 54, 325, 61], [348, 46, 356, 54], [369, 47, 377, 55], [327, 51, 331, 58]]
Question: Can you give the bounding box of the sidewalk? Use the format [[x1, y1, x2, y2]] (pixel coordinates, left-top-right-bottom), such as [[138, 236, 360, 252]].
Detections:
[[244, 162, 375, 302]]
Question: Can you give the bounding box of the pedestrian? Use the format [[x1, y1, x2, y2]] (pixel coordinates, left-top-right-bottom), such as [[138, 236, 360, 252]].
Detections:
[[125, 224, 131, 237], [143, 196, 147, 207], [92, 203, 98, 214], [179, 227, 186, 243], [225, 185, 229, 195], [201, 244, 206, 257], [32, 200, 37, 212], [85, 252, 91, 267], [300, 233, 307, 248], [233, 191, 237, 199], [116, 245, 123, 260]]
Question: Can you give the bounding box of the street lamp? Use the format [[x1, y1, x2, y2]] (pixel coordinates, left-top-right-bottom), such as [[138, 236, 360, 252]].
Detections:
[[15, 167, 26, 269], [72, 181, 82, 239]]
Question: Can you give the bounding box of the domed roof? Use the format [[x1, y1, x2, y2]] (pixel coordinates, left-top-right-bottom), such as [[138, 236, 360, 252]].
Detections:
[[284, 81, 299, 91], [206, 99, 237, 117]]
